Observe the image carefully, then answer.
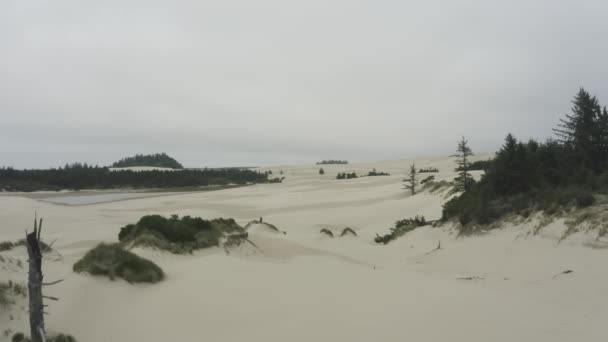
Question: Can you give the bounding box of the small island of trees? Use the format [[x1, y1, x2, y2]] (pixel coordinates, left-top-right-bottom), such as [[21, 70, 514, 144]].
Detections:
[[317, 160, 348, 165], [111, 153, 184, 169]]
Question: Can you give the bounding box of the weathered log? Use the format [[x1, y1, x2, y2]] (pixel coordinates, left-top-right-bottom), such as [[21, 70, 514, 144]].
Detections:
[[26, 217, 47, 342]]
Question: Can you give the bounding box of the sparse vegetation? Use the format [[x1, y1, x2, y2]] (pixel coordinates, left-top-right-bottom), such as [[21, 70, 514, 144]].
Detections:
[[336, 172, 358, 180], [402, 163, 418, 195], [11, 333, 78, 342], [73, 243, 164, 283], [420, 175, 435, 185], [456, 159, 493, 172], [375, 216, 427, 244], [0, 241, 15, 252], [118, 215, 247, 254], [112, 153, 184, 169], [419, 167, 439, 173], [317, 160, 348, 165], [0, 281, 27, 307], [320, 228, 334, 237], [340, 227, 358, 237], [367, 169, 390, 176]]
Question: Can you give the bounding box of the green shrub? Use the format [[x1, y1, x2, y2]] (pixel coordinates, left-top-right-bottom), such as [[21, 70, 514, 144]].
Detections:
[[73, 243, 164, 283], [375, 216, 427, 244], [11, 333, 77, 342], [0, 241, 14, 252], [118, 215, 246, 254], [11, 333, 28, 342], [49, 334, 77, 342]]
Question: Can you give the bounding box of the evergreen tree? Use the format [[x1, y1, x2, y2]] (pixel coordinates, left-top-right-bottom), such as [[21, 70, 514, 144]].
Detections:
[[553, 88, 603, 171], [453, 136, 474, 192], [319, 168, 325, 175], [402, 163, 418, 195]]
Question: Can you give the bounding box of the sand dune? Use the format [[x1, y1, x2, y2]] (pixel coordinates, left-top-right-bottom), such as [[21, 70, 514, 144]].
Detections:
[[1, 155, 606, 341]]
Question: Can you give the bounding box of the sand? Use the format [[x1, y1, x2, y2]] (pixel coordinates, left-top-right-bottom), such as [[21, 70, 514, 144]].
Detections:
[[0, 154, 606, 341]]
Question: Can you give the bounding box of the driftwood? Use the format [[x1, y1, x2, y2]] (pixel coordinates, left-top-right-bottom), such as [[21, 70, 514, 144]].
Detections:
[[26, 216, 46, 342]]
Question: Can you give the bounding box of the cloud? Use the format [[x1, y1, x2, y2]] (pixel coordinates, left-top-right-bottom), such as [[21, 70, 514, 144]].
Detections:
[[2, 0, 608, 168]]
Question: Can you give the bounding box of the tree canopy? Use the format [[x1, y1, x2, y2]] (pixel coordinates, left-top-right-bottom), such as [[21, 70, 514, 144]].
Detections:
[[442, 88, 608, 231], [112, 153, 184, 169]]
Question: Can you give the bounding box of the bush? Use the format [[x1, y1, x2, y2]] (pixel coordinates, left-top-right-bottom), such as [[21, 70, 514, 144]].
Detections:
[[73, 243, 164, 283], [0, 241, 14, 252], [11, 333, 77, 342], [375, 216, 427, 244], [336, 172, 357, 180], [419, 167, 439, 173], [119, 215, 247, 254], [320, 228, 334, 237], [49, 335, 78, 342]]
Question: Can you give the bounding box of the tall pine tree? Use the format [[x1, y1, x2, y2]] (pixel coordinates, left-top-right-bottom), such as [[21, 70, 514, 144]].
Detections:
[[403, 163, 418, 195], [453, 136, 474, 192], [553, 88, 604, 171]]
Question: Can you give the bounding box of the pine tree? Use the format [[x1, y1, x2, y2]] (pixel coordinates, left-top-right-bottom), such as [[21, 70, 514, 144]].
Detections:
[[553, 88, 603, 170], [402, 163, 418, 195], [453, 136, 474, 192]]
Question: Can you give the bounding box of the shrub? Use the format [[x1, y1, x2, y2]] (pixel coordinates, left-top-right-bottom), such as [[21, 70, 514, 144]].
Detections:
[[11, 333, 27, 342], [12, 333, 77, 342], [0, 241, 14, 252], [320, 229, 334, 237], [119, 215, 247, 254], [367, 169, 390, 176], [49, 335, 77, 342], [336, 172, 357, 180], [340, 227, 357, 237], [375, 216, 427, 244], [419, 167, 439, 173], [73, 243, 164, 283]]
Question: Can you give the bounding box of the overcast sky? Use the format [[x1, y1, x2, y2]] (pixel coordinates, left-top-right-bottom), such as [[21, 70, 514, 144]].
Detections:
[[2, 0, 608, 168]]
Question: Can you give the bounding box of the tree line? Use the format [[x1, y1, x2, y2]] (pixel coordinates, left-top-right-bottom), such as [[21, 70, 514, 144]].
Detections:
[[111, 153, 184, 169], [0, 164, 276, 191], [442, 88, 608, 232]]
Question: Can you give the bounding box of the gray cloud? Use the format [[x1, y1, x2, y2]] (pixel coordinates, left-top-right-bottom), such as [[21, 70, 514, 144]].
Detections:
[[2, 0, 608, 168]]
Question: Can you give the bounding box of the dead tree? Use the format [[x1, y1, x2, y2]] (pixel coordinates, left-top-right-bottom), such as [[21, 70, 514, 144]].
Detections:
[[26, 216, 46, 342]]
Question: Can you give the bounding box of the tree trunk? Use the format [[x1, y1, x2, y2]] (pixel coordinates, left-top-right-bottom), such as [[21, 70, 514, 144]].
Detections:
[[26, 228, 46, 342]]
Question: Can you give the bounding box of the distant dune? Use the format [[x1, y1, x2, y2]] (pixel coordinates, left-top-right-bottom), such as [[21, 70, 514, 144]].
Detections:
[[0, 154, 605, 342]]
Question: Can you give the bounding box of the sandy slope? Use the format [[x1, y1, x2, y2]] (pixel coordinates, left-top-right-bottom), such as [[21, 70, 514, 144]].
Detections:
[[0, 155, 606, 341]]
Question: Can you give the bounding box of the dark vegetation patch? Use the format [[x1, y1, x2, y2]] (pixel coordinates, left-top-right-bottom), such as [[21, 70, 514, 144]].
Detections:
[[336, 172, 358, 180], [0, 281, 27, 307], [340, 227, 358, 237], [443, 89, 608, 234], [419, 167, 439, 173], [375, 216, 427, 244], [367, 169, 390, 176], [455, 159, 493, 171], [0, 165, 276, 192], [73, 243, 164, 283], [320, 228, 334, 237], [119, 215, 247, 254], [112, 153, 183, 169], [12, 332, 78, 342], [317, 160, 348, 165]]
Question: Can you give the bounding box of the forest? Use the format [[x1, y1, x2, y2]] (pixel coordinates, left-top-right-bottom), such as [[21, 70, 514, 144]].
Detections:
[[111, 153, 184, 169], [0, 164, 275, 191], [443, 89, 608, 232]]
